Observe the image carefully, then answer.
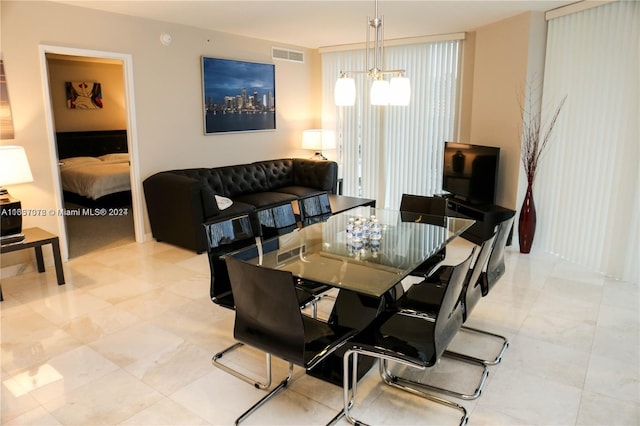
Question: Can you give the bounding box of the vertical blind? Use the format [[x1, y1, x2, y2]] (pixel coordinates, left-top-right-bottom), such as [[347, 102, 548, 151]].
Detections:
[[321, 40, 461, 209], [537, 1, 639, 281]]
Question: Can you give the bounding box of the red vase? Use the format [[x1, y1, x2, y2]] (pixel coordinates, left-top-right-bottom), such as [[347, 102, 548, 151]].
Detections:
[[518, 180, 537, 254]]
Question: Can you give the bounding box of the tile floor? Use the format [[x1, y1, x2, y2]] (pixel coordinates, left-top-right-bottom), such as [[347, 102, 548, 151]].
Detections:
[[1, 237, 638, 425]]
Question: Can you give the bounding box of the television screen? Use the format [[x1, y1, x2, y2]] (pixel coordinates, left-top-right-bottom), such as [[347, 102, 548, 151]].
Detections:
[[442, 142, 500, 205]]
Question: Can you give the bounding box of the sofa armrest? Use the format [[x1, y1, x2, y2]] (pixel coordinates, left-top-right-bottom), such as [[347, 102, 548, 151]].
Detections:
[[292, 159, 338, 194], [143, 172, 216, 252]]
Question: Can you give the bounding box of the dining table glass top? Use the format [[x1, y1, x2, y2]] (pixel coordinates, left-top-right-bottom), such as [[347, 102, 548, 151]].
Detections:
[[228, 206, 475, 298]]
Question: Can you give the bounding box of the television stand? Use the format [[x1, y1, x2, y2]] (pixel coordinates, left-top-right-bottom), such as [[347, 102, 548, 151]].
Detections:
[[441, 197, 515, 245]]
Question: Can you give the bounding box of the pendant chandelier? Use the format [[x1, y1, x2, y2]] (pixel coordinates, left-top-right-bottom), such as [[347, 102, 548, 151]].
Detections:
[[334, 0, 410, 106]]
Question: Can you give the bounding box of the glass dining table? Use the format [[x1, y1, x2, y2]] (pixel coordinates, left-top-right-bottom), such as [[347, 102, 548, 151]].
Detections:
[[227, 205, 475, 385], [230, 206, 474, 297]]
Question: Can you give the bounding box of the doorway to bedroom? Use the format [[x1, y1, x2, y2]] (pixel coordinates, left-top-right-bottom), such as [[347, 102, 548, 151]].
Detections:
[[44, 51, 137, 259]]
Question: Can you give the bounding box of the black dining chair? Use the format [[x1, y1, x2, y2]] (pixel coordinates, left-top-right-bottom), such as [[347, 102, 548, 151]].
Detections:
[[296, 277, 335, 308], [225, 256, 357, 424], [267, 226, 335, 305], [482, 215, 515, 295], [402, 215, 515, 368], [454, 215, 515, 366], [392, 233, 495, 401], [399, 193, 448, 277], [399, 232, 495, 319], [399, 193, 448, 216], [264, 201, 336, 301], [205, 223, 318, 390], [298, 192, 333, 225], [340, 247, 477, 426]]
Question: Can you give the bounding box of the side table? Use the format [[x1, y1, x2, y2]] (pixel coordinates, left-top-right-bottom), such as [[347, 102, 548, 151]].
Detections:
[[327, 194, 376, 214], [0, 227, 65, 301]]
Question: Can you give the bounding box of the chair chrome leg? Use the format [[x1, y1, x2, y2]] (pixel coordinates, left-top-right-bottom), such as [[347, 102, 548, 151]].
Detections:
[[445, 325, 509, 366], [343, 348, 467, 426], [212, 343, 272, 389], [380, 354, 489, 400], [300, 297, 319, 319], [235, 362, 294, 425], [343, 349, 372, 426], [320, 292, 337, 302], [379, 362, 468, 426], [326, 403, 350, 426]]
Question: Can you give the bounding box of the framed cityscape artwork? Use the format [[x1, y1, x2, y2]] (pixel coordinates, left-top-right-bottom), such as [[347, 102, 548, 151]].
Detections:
[[202, 57, 276, 134]]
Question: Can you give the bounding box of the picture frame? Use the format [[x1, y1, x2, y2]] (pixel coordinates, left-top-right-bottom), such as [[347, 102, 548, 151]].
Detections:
[[65, 81, 103, 109], [202, 57, 276, 134]]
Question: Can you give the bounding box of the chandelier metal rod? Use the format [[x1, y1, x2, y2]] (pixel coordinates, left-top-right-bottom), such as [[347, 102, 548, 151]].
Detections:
[[368, 1, 383, 77], [339, 69, 406, 77], [334, 0, 411, 106], [341, 0, 405, 79]]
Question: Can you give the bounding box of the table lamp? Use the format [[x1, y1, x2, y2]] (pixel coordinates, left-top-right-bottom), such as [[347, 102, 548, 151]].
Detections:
[[302, 129, 336, 160], [0, 146, 34, 243]]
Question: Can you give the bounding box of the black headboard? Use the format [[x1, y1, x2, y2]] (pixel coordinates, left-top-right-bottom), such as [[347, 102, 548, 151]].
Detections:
[[56, 130, 128, 159]]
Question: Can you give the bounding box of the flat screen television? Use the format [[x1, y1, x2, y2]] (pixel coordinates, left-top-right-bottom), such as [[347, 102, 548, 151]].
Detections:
[[442, 142, 500, 205]]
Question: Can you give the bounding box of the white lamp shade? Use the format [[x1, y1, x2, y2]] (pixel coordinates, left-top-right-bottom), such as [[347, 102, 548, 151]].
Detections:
[[389, 76, 411, 106], [370, 79, 390, 105], [0, 146, 34, 186], [334, 77, 356, 106], [302, 129, 336, 151]]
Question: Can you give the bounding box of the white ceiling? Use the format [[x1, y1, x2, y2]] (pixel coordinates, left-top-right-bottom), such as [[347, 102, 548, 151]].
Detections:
[[52, 0, 576, 49]]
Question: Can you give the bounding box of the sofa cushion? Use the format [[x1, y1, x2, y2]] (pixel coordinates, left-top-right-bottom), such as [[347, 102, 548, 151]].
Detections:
[[218, 164, 269, 197], [234, 191, 297, 210], [259, 159, 294, 191], [276, 186, 327, 198]]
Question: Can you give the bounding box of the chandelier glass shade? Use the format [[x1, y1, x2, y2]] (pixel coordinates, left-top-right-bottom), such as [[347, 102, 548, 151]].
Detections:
[[335, 75, 357, 106], [389, 75, 411, 105], [334, 0, 410, 106], [370, 79, 390, 105]]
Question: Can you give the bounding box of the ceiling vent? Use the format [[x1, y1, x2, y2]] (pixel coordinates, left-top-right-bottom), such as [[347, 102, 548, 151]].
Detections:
[[272, 47, 304, 63]]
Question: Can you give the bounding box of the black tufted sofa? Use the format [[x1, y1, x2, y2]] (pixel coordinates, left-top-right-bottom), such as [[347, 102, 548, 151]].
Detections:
[[143, 158, 338, 253]]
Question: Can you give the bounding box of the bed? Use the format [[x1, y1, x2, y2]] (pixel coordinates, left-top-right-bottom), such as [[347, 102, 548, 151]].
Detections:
[[56, 130, 132, 207]]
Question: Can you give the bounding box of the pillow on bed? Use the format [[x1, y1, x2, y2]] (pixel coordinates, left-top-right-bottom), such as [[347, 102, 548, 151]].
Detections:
[[99, 153, 130, 163], [58, 156, 102, 169]]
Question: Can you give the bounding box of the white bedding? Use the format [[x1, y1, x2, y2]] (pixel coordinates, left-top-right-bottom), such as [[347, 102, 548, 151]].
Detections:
[[59, 155, 130, 200]]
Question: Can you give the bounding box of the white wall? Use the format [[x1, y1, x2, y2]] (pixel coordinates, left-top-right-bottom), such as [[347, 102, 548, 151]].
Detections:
[[48, 58, 127, 132], [468, 12, 547, 211], [458, 31, 476, 144], [0, 0, 320, 270]]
